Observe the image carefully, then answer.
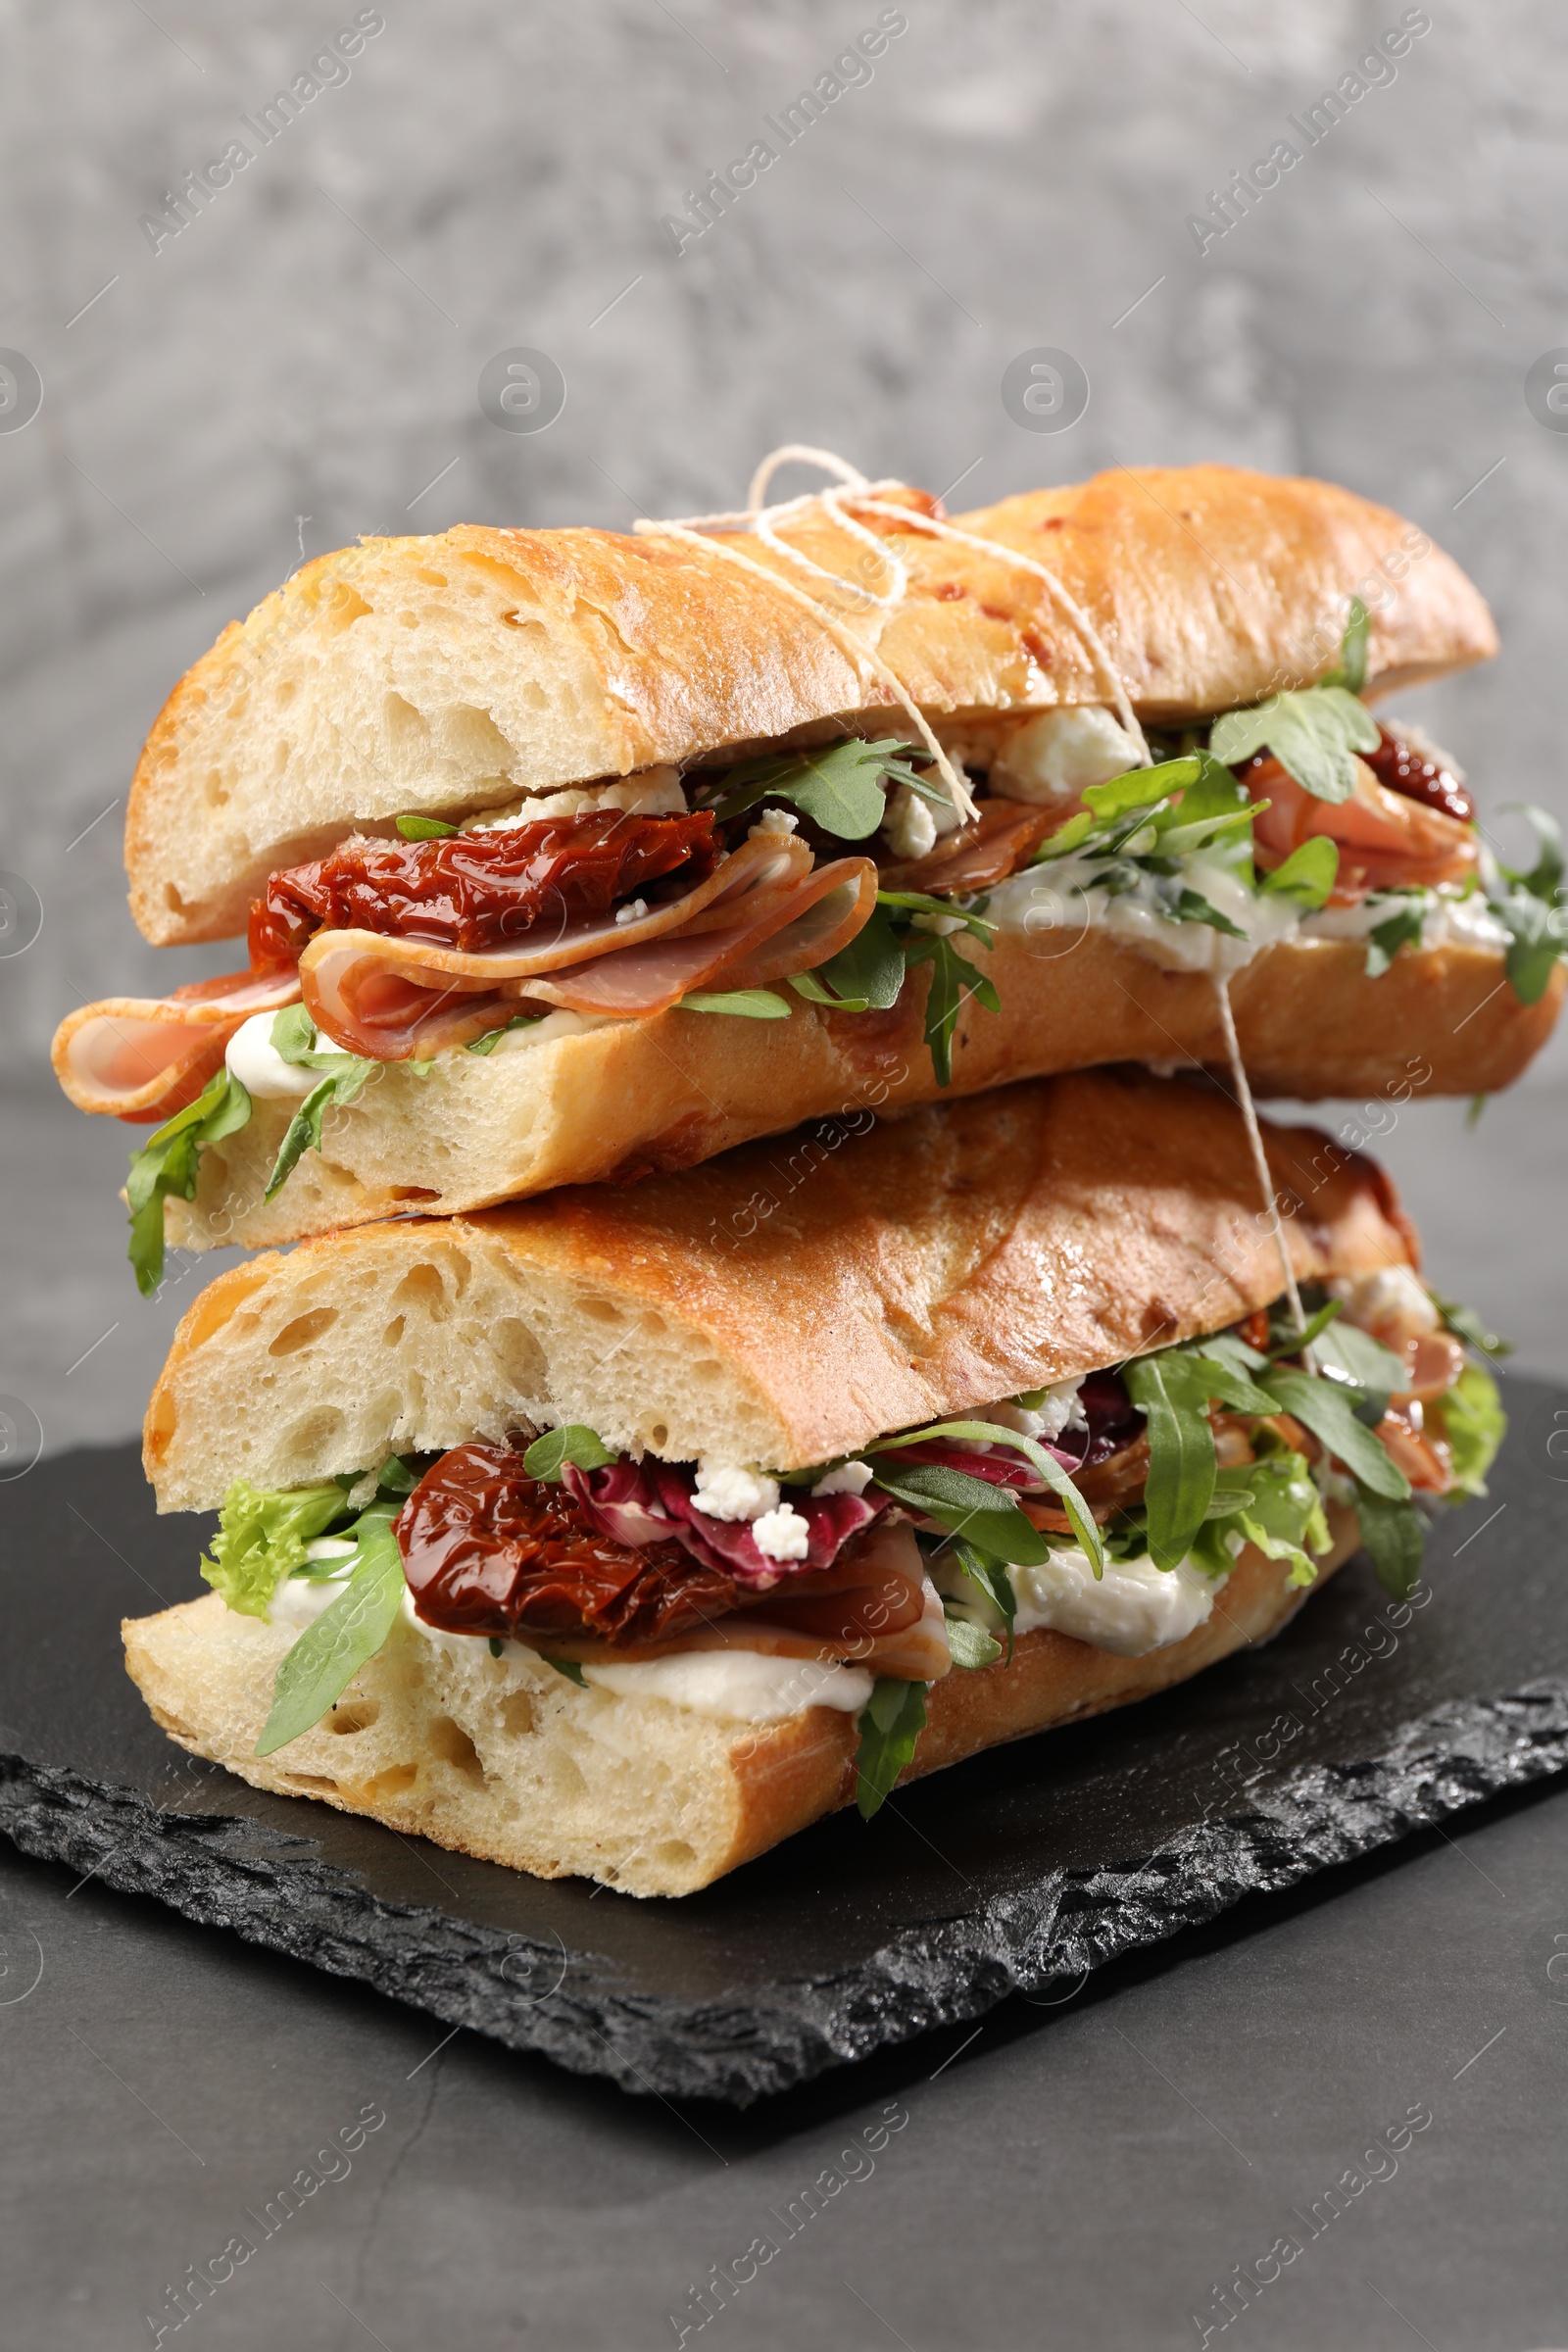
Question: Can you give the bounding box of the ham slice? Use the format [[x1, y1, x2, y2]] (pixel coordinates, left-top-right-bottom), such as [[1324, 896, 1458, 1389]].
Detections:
[[51, 969, 301, 1123], [878, 797, 1059, 895], [301, 844, 878, 1054]]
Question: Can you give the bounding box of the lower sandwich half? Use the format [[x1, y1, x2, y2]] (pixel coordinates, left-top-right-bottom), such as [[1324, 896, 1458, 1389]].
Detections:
[[123, 1068, 1505, 1896]]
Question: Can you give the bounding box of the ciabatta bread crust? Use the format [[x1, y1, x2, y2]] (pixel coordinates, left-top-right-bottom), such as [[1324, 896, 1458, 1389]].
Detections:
[[121, 1521, 1356, 1897], [958, 465, 1496, 716], [162, 933, 1563, 1254], [125, 466, 1494, 944], [144, 1069, 1414, 1510]]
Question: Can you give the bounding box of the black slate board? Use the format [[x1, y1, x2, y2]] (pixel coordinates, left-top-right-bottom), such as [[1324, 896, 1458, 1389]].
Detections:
[[3, 1375, 1567, 2104]]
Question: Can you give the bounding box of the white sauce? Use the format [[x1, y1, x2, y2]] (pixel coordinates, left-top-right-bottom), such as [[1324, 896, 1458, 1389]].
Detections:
[[938, 1544, 1221, 1658], [266, 1572, 873, 1724], [224, 1012, 320, 1100], [580, 1651, 874, 1722], [1302, 889, 1510, 953], [488, 1008, 613, 1056]]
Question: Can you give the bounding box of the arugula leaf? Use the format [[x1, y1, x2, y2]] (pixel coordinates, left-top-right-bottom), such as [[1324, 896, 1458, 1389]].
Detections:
[[373, 1454, 420, 1497], [395, 813, 459, 840], [466, 1013, 547, 1054], [1231, 1452, 1332, 1587], [872, 1417, 1103, 1575], [1432, 1361, 1505, 1498], [854, 1677, 927, 1819], [255, 1510, 406, 1755], [678, 989, 792, 1018], [522, 1425, 617, 1482], [1031, 808, 1097, 863], [876, 889, 997, 945], [948, 1536, 1018, 1661], [1429, 1291, 1510, 1358], [810, 901, 906, 1009], [1497, 803, 1564, 905], [1170, 888, 1248, 939], [1365, 895, 1427, 978], [1262, 836, 1340, 908], [199, 1480, 349, 1618], [710, 739, 937, 840], [1323, 595, 1370, 696], [1258, 1365, 1410, 1499], [1494, 889, 1563, 1005], [1208, 685, 1380, 803], [1121, 1355, 1222, 1573], [1263, 1297, 1342, 1358], [126, 1068, 254, 1298], [543, 1655, 588, 1687], [866, 1460, 1053, 1566], [1353, 1486, 1426, 1600], [263, 1008, 379, 1201], [788, 968, 870, 1013], [1307, 1319, 1405, 1404], [942, 1604, 1004, 1671], [903, 929, 999, 1087], [1080, 759, 1200, 820]]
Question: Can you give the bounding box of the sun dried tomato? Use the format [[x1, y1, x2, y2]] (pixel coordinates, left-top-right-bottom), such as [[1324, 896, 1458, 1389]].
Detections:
[[248, 809, 718, 970]]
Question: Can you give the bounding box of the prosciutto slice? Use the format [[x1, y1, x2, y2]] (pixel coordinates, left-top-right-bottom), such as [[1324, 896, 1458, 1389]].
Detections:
[[50, 969, 301, 1123]]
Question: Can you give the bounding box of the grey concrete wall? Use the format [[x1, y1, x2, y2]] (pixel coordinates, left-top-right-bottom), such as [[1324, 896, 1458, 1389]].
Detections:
[[2, 0, 1565, 1446]]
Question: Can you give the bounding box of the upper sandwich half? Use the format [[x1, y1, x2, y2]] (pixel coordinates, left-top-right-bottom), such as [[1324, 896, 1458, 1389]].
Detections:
[[53, 462, 1564, 1284], [125, 1068, 1505, 1896]]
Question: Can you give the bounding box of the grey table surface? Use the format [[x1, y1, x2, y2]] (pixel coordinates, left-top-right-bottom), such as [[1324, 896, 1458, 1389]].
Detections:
[[5, 1, 1568, 2342]]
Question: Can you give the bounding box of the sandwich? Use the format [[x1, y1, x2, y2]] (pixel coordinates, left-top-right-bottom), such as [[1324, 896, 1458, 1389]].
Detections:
[[122, 1067, 1504, 1897], [51, 459, 1564, 1294]]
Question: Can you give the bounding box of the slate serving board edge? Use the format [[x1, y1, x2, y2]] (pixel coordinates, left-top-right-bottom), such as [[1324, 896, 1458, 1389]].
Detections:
[[5, 1679, 1565, 2104]]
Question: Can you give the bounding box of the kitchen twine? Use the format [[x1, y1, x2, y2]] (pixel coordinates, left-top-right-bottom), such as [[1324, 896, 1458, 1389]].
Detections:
[[634, 446, 1303, 1334]]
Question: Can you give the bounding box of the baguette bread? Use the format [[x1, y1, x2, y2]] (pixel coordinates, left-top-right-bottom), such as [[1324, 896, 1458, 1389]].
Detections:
[[122, 1518, 1357, 1898], [125, 466, 1494, 945], [162, 930, 1563, 1254], [143, 1067, 1414, 1511]]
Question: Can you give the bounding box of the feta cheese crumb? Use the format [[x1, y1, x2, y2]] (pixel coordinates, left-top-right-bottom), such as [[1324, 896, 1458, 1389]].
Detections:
[[751, 1502, 810, 1562], [1330, 1266, 1439, 1338], [992, 707, 1143, 803], [881, 783, 939, 861], [986, 1378, 1087, 1443], [810, 1459, 874, 1497], [749, 807, 800, 840], [909, 909, 966, 936], [691, 1461, 779, 1523], [615, 898, 650, 927]]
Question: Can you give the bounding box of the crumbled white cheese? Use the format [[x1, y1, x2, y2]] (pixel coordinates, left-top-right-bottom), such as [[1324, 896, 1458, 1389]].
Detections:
[[224, 1012, 320, 1101], [691, 1461, 779, 1523], [811, 1459, 875, 1497], [750, 1502, 810, 1562], [749, 807, 800, 840], [461, 764, 686, 833], [991, 706, 1144, 803], [488, 1009, 613, 1056], [303, 1536, 358, 1561], [615, 898, 649, 927], [1330, 1265, 1439, 1336], [987, 1378, 1087, 1444], [909, 909, 966, 936], [882, 784, 939, 861]]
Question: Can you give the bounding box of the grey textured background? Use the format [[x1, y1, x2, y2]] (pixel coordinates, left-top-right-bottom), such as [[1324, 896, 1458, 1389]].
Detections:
[[4, 10, 1568, 2348]]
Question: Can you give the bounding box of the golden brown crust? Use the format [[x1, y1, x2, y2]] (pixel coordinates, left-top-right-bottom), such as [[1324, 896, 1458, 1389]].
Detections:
[[125, 467, 1493, 944], [161, 932, 1562, 1256], [144, 1069, 1413, 1497], [958, 465, 1497, 719], [716, 1515, 1361, 1879]]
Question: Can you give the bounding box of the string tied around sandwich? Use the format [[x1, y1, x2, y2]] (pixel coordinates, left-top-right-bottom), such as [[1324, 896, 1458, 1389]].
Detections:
[[635, 444, 1156, 829], [1209, 973, 1311, 1351]]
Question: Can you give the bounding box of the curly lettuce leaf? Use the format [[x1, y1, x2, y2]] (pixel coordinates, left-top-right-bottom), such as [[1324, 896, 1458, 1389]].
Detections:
[[199, 1480, 349, 1619], [1432, 1361, 1505, 1499]]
